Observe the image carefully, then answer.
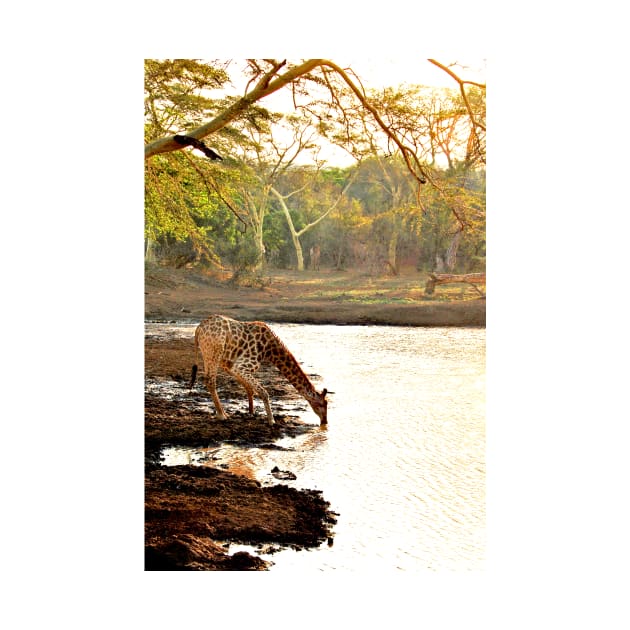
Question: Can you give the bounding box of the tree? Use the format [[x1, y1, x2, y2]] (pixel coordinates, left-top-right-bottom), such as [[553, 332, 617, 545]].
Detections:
[[144, 59, 243, 263], [145, 59, 430, 189], [144, 59, 230, 142], [427, 59, 486, 166], [358, 155, 419, 274], [144, 150, 223, 264], [269, 172, 356, 270], [363, 80, 485, 270], [144, 59, 485, 274], [223, 111, 319, 269]]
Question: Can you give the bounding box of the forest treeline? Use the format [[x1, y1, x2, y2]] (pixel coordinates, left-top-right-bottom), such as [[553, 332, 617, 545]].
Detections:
[[144, 59, 485, 279]]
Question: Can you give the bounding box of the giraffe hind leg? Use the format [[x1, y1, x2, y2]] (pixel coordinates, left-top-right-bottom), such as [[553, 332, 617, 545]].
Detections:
[[206, 371, 228, 420], [198, 337, 228, 420]]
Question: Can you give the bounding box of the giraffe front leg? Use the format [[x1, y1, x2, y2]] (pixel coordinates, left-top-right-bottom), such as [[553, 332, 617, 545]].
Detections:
[[247, 391, 254, 415], [230, 368, 275, 425], [224, 368, 255, 415], [238, 382, 255, 415], [257, 386, 275, 425]]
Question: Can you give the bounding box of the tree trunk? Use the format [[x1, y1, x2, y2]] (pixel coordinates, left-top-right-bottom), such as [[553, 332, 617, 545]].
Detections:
[[145, 238, 157, 263], [387, 215, 401, 275], [242, 191, 268, 272], [254, 223, 265, 271], [445, 229, 463, 271], [294, 234, 305, 270], [270, 188, 304, 270], [270, 173, 357, 271]]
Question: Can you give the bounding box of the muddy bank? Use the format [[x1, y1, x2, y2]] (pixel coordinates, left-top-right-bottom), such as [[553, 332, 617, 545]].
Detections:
[[145, 463, 335, 571], [145, 332, 336, 571], [147, 300, 486, 327]]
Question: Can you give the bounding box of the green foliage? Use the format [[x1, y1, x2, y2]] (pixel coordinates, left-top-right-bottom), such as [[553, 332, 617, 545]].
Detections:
[[144, 60, 485, 276], [216, 229, 266, 285], [144, 59, 230, 140], [146, 61, 270, 266]]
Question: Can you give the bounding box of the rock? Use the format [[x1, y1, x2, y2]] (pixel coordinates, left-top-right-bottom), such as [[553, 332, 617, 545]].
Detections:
[[271, 466, 297, 480]]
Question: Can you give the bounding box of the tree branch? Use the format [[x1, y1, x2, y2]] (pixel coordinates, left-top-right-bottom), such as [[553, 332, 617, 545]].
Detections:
[[145, 59, 321, 159], [317, 61, 429, 186], [296, 168, 360, 236], [145, 58, 434, 191], [427, 59, 486, 132]]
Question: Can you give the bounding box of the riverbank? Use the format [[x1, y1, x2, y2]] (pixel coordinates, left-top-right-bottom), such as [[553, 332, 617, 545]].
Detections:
[[145, 330, 336, 570], [145, 265, 485, 326], [144, 265, 485, 570]]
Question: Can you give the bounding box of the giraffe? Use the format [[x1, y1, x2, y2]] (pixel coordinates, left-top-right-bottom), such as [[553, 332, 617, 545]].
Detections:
[[189, 314, 328, 425]]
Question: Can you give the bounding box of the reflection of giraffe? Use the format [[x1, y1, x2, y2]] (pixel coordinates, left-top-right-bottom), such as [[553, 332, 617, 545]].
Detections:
[[223, 425, 328, 480], [309, 245, 321, 270], [189, 314, 328, 425]]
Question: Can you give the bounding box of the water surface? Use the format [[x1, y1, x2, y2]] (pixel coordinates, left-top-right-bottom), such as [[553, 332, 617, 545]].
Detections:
[[152, 323, 485, 571]]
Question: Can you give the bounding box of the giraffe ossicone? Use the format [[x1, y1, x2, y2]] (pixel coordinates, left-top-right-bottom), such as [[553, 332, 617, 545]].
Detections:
[[189, 314, 328, 425]]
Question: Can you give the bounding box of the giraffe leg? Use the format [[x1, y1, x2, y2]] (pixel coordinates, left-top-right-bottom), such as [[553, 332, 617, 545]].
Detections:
[[258, 388, 275, 425], [248, 393, 254, 415], [224, 368, 255, 415], [198, 337, 229, 420], [228, 367, 274, 425], [206, 371, 228, 420]]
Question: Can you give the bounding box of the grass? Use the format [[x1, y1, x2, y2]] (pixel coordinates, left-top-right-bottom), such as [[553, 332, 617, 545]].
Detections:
[[152, 263, 486, 304], [262, 266, 484, 303]]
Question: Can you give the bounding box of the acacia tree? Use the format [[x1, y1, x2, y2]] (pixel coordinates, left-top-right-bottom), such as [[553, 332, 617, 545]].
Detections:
[[270, 166, 359, 270], [428, 59, 486, 167], [363, 81, 485, 271], [144, 59, 485, 272], [211, 108, 354, 271], [220, 110, 322, 269], [144, 59, 249, 262], [315, 85, 434, 274], [344, 155, 418, 274], [145, 59, 430, 187]]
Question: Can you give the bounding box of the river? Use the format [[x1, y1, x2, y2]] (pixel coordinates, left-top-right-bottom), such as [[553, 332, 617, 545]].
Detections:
[[155, 323, 485, 571]]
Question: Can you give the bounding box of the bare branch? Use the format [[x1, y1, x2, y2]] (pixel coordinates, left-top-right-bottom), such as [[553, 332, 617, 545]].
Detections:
[[316, 60, 430, 187], [427, 59, 486, 89], [145, 58, 433, 190], [296, 167, 360, 236], [428, 59, 486, 132]]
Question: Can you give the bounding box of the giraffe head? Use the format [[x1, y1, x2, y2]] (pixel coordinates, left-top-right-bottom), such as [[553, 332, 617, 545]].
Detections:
[[308, 388, 328, 424]]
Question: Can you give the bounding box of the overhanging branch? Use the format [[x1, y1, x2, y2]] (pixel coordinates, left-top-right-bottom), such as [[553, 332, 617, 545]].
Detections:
[[145, 59, 321, 159], [428, 59, 486, 132], [145, 58, 433, 190]]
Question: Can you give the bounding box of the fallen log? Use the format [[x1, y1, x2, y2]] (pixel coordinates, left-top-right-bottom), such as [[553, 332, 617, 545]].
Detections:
[[425, 272, 486, 296]]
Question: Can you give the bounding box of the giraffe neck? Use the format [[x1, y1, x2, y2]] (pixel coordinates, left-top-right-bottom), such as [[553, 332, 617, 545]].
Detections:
[[267, 334, 318, 401]]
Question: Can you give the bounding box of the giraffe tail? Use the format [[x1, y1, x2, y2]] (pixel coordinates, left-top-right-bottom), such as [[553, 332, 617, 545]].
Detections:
[[189, 330, 199, 392], [189, 364, 198, 391]]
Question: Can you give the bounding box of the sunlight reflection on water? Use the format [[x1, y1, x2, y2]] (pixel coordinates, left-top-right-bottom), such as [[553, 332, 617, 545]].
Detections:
[[151, 322, 485, 571]]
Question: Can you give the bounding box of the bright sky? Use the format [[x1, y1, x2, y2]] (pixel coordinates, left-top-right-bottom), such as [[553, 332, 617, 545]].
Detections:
[[334, 57, 486, 90], [224, 57, 485, 96]]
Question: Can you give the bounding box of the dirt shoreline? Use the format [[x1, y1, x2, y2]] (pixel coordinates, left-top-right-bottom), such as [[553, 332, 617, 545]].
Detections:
[[145, 333, 337, 570], [144, 266, 485, 570], [145, 267, 486, 327]]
